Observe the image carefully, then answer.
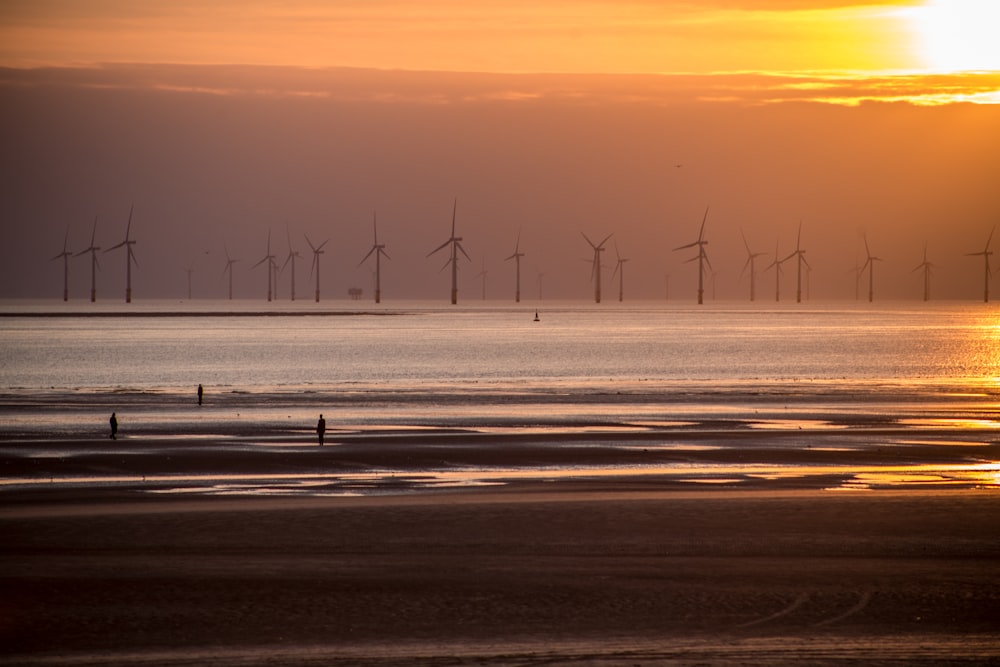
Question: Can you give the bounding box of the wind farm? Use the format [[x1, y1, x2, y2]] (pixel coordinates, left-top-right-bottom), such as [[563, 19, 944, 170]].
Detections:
[[27, 203, 1000, 304]]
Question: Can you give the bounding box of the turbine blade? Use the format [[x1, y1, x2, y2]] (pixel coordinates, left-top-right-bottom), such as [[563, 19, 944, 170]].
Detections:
[[427, 239, 451, 257], [698, 206, 710, 241], [581, 232, 596, 249], [358, 247, 376, 266], [598, 233, 613, 249], [457, 242, 471, 262], [304, 234, 316, 252], [673, 241, 698, 251]]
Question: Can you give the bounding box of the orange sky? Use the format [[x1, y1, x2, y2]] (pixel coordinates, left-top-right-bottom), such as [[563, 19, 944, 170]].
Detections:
[[1, 1, 999, 301], [0, 1, 951, 74]]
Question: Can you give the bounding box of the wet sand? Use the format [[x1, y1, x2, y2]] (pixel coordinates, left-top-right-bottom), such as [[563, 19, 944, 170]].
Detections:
[[3, 386, 1000, 665], [3, 480, 1000, 665]]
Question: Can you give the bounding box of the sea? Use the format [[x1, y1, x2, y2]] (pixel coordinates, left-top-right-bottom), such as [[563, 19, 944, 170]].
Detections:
[[2, 299, 1000, 494]]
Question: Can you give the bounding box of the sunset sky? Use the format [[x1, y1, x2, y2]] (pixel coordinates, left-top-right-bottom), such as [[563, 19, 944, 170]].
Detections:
[[2, 1, 999, 301]]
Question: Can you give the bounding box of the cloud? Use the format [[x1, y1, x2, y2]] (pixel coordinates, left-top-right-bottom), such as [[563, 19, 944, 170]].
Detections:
[[3, 63, 999, 107]]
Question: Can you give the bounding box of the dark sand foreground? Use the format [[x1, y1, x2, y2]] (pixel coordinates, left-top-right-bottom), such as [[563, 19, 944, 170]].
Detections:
[[2, 485, 999, 666]]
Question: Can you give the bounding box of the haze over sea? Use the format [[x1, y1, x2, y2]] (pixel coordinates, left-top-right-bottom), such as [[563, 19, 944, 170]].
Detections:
[[3, 299, 1000, 494]]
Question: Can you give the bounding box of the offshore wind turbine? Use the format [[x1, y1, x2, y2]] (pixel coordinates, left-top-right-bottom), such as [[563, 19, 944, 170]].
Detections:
[[359, 212, 389, 303], [504, 229, 525, 303], [912, 244, 933, 302], [427, 199, 470, 305], [51, 226, 72, 301], [252, 230, 277, 301], [861, 235, 882, 303], [739, 230, 765, 302], [673, 206, 711, 305], [281, 226, 302, 301], [582, 232, 612, 303], [306, 235, 329, 303], [104, 205, 138, 303], [222, 244, 239, 300], [612, 242, 629, 302], [184, 258, 195, 300], [764, 241, 785, 302], [782, 222, 810, 303], [474, 255, 488, 300], [74, 216, 101, 303], [966, 227, 994, 303]]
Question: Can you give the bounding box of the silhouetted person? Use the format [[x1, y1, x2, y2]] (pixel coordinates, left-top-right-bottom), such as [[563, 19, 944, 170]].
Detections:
[[316, 413, 326, 446], [197, 384, 203, 406], [109, 412, 118, 440]]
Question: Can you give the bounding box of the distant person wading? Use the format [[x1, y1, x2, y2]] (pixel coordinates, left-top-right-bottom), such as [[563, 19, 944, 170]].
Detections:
[[109, 412, 118, 440], [198, 384, 203, 405]]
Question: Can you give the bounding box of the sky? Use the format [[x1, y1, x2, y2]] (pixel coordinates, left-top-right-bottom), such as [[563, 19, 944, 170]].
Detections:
[[2, 0, 1000, 302]]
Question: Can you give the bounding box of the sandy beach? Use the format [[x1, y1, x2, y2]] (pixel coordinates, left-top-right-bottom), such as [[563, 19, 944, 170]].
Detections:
[[3, 370, 1000, 665], [3, 425, 1000, 665]]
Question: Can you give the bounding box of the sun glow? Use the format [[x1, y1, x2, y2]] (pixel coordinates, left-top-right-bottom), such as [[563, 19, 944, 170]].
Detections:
[[912, 0, 1000, 72]]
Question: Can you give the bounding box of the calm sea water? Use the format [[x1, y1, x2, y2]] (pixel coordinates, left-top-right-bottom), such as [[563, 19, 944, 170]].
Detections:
[[2, 299, 999, 393]]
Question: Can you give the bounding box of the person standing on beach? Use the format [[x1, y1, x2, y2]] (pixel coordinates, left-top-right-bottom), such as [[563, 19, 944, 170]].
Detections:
[[197, 384, 203, 406], [316, 414, 326, 446], [109, 412, 118, 440]]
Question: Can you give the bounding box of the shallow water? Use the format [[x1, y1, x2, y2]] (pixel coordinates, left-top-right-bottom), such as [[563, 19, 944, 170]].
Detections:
[[3, 300, 1000, 496]]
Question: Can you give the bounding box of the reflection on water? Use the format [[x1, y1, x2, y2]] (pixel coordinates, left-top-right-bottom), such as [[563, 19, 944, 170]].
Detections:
[[3, 461, 998, 497]]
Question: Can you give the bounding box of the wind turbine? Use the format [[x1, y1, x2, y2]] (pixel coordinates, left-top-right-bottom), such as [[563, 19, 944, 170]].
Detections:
[[966, 227, 994, 303], [104, 205, 138, 303], [222, 243, 239, 300], [612, 242, 629, 302], [739, 229, 765, 302], [184, 258, 195, 300], [504, 230, 525, 302], [281, 226, 302, 301], [427, 199, 470, 305], [74, 216, 101, 303], [306, 234, 329, 303], [252, 230, 277, 301], [673, 206, 711, 305], [763, 241, 785, 302], [474, 255, 488, 300], [861, 235, 882, 303], [582, 232, 612, 303], [359, 212, 389, 303], [51, 226, 72, 301], [782, 222, 809, 303], [912, 244, 933, 302]]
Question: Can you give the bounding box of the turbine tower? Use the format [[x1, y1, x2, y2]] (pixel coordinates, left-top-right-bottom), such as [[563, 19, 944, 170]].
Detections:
[[104, 205, 137, 303], [223, 244, 239, 300], [764, 241, 785, 302], [306, 235, 329, 303], [184, 258, 195, 300], [504, 230, 525, 302], [281, 226, 302, 301], [861, 235, 882, 303], [359, 212, 389, 303], [252, 230, 277, 301], [582, 232, 612, 303], [739, 230, 765, 302], [673, 207, 711, 305], [612, 242, 629, 302], [51, 226, 72, 301], [966, 227, 994, 303], [74, 216, 101, 303], [782, 222, 809, 303], [427, 199, 470, 305], [912, 244, 933, 302]]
